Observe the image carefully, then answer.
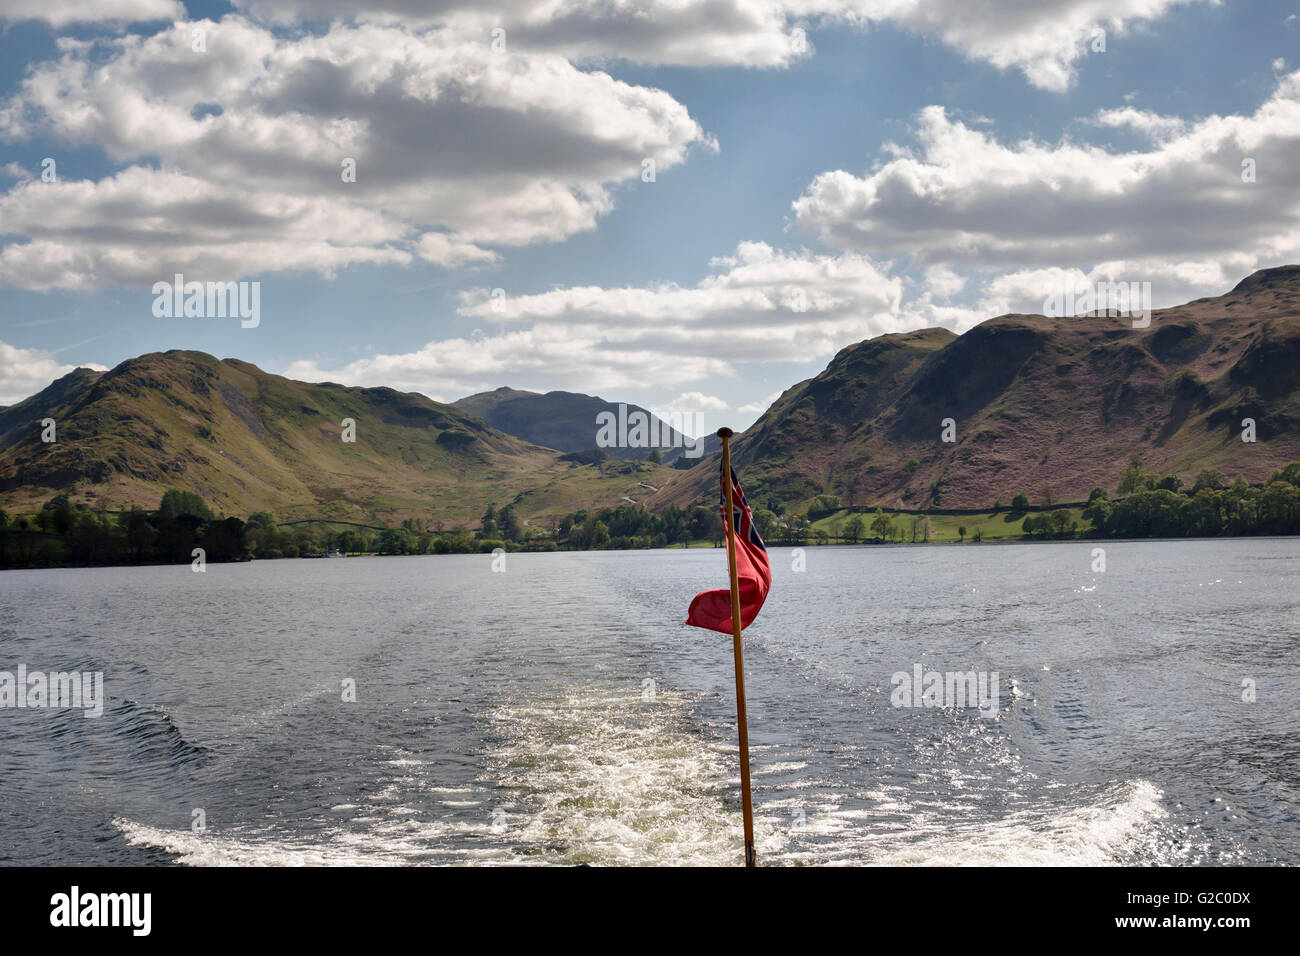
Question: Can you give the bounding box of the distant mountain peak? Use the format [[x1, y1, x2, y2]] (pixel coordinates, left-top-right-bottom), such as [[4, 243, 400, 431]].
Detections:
[[452, 387, 718, 462], [1229, 264, 1300, 297], [656, 267, 1300, 512]]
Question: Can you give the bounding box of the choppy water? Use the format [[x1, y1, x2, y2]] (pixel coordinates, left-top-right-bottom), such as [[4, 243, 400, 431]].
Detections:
[[1, 538, 1296, 865]]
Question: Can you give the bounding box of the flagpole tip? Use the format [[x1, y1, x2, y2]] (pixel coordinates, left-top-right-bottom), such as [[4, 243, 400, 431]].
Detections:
[[716, 427, 734, 439]]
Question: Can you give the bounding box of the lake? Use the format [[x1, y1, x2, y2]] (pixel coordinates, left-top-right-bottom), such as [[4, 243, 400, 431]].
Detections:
[[1, 538, 1296, 865]]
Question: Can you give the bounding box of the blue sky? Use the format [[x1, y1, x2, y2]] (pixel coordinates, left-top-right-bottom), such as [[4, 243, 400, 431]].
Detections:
[[1, 0, 1298, 431]]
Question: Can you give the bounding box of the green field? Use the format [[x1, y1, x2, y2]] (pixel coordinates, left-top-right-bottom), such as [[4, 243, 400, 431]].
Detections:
[[807, 506, 1086, 543]]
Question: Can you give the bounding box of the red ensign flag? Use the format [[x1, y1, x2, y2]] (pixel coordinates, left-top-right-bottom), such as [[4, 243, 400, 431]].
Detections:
[[685, 464, 771, 633]]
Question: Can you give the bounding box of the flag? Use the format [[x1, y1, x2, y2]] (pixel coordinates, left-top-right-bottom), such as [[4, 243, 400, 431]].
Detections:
[[685, 463, 771, 634]]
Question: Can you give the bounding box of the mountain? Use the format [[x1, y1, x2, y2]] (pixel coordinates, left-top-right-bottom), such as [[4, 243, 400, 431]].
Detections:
[[657, 266, 1300, 512], [5, 267, 1298, 526], [0, 351, 678, 525], [453, 386, 542, 425], [452, 386, 719, 462]]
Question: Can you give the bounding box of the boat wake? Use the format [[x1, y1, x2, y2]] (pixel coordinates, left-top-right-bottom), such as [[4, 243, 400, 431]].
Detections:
[[112, 683, 1176, 866]]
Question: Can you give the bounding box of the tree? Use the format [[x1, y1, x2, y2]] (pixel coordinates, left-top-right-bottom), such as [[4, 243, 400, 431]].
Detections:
[[753, 508, 778, 542], [247, 512, 275, 531], [42, 494, 72, 534], [1271, 463, 1300, 487], [159, 489, 212, 521], [43, 494, 72, 533], [1154, 474, 1183, 494], [1118, 456, 1147, 495], [1011, 492, 1030, 511], [479, 504, 497, 537], [844, 514, 865, 543], [811, 494, 840, 515], [647, 447, 662, 464], [1193, 469, 1228, 493], [498, 505, 522, 541], [869, 507, 892, 541], [377, 528, 416, 554], [958, 525, 966, 542], [337, 530, 364, 553]]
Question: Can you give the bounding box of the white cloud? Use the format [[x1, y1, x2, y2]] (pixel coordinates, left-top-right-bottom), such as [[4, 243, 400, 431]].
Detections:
[[228, 0, 1204, 87], [457, 241, 907, 357], [653, 391, 728, 417], [415, 233, 500, 269], [1091, 106, 1188, 141], [793, 72, 1300, 306], [922, 264, 965, 299], [0, 0, 182, 27], [738, 390, 782, 414], [0, 16, 710, 290], [285, 242, 907, 395], [283, 324, 733, 401], [0, 341, 107, 406], [840, 0, 1210, 92], [236, 0, 812, 68], [0, 166, 412, 290]]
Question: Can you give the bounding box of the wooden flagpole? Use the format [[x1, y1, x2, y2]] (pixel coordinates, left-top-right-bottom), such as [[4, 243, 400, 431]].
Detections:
[[717, 427, 756, 867]]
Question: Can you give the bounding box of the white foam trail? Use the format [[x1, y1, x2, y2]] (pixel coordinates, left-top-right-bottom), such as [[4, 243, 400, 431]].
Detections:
[[859, 779, 1167, 866], [114, 819, 408, 866], [481, 688, 741, 866], [116, 686, 1171, 867]]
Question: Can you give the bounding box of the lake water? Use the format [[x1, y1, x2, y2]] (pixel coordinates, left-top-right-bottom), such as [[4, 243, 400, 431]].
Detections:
[[1, 538, 1296, 866]]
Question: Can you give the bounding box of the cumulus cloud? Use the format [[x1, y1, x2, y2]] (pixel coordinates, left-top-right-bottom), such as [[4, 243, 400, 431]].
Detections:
[[284, 242, 906, 395], [793, 71, 1300, 307], [737, 390, 783, 414], [415, 233, 501, 269], [284, 324, 733, 401], [0, 341, 107, 406], [1091, 106, 1189, 141], [652, 391, 728, 417], [457, 241, 906, 355], [0, 166, 412, 291], [0, 0, 182, 27], [922, 264, 966, 299], [229, 0, 1206, 87], [0, 16, 710, 290], [235, 0, 811, 68], [841, 0, 1209, 92]]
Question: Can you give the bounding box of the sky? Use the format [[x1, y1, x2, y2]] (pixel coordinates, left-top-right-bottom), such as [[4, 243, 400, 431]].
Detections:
[[0, 1, 1297, 432]]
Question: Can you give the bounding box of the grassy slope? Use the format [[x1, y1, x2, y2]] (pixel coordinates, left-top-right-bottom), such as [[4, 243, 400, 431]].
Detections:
[[0, 351, 681, 527], [808, 507, 1086, 543], [655, 267, 1300, 514]]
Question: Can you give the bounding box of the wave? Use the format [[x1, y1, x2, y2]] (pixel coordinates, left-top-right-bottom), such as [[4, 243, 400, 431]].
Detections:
[[113, 687, 1174, 867], [113, 819, 406, 866], [853, 779, 1169, 866], [479, 687, 738, 866], [107, 698, 210, 771]]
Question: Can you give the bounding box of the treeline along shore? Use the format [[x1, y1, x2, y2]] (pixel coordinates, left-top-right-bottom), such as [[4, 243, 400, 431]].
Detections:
[[2, 460, 1298, 571]]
